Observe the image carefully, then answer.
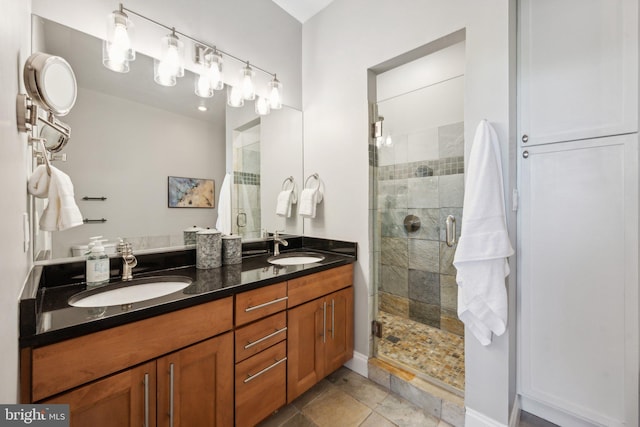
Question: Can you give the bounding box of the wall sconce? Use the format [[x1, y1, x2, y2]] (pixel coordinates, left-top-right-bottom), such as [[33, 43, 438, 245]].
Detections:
[[103, 3, 283, 114], [102, 5, 134, 73]]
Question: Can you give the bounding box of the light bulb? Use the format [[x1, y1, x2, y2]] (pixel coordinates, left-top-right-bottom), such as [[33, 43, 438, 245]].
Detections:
[[255, 96, 270, 115], [196, 73, 213, 97], [241, 63, 255, 100], [154, 32, 184, 87], [227, 85, 244, 107], [268, 76, 283, 109]]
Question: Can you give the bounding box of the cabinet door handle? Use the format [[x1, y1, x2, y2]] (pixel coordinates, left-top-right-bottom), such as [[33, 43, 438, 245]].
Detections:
[[169, 363, 175, 427], [243, 357, 287, 383], [322, 301, 327, 344], [244, 327, 288, 349], [244, 296, 288, 312], [143, 373, 149, 427], [331, 299, 335, 339]]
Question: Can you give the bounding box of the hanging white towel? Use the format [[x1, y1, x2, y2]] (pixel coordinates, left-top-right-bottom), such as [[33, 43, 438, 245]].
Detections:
[[298, 188, 317, 218], [27, 165, 50, 198], [215, 173, 232, 235], [276, 189, 296, 217], [453, 120, 514, 346], [38, 166, 84, 232]]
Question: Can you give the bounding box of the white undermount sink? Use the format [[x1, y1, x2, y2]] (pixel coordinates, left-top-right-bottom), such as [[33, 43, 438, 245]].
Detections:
[[68, 276, 192, 308], [267, 252, 325, 266]]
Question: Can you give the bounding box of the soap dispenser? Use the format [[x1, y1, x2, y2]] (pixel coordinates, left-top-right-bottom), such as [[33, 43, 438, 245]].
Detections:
[[86, 238, 109, 288]]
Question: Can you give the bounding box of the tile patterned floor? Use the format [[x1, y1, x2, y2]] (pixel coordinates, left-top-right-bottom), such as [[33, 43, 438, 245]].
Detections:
[[258, 367, 454, 427], [376, 311, 465, 394]]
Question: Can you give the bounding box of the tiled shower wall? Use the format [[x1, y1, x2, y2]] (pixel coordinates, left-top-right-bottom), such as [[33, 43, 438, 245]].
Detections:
[[376, 121, 464, 336]]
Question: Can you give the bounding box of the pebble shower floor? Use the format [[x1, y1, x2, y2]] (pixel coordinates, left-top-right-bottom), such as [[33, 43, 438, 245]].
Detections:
[[376, 311, 465, 394]]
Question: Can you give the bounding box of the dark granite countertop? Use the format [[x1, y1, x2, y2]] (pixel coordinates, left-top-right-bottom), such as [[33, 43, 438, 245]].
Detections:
[[20, 236, 356, 348]]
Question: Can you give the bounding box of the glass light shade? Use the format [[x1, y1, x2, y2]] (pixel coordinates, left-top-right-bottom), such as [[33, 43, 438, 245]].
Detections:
[[210, 51, 224, 90], [195, 73, 213, 97], [102, 10, 134, 73], [268, 76, 283, 109], [154, 32, 184, 87], [255, 96, 270, 116], [227, 85, 244, 107], [240, 63, 255, 100]]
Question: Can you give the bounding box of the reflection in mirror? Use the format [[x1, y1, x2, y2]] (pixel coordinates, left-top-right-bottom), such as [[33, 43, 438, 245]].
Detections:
[[31, 15, 303, 260]]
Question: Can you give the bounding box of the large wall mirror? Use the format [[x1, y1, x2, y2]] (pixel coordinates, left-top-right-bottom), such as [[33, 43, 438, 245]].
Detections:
[[32, 16, 303, 261]]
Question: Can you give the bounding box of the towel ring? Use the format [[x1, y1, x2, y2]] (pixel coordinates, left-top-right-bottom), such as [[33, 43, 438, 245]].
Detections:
[[281, 176, 295, 191], [304, 173, 320, 191]]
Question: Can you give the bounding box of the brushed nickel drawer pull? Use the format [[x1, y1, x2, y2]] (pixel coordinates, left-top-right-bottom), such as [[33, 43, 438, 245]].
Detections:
[[244, 296, 288, 312], [169, 363, 175, 427], [243, 357, 287, 383], [244, 327, 288, 349], [143, 373, 150, 427]]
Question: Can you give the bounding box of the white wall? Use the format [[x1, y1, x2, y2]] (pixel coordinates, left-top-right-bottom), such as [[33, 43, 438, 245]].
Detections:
[[302, 0, 517, 425], [32, 0, 302, 110], [0, 0, 32, 403], [52, 87, 225, 258]]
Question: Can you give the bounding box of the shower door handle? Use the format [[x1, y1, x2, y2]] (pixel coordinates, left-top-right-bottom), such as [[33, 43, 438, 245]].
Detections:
[[445, 215, 456, 247]]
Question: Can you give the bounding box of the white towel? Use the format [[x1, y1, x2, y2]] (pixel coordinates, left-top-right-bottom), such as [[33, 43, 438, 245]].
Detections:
[[299, 188, 319, 218], [215, 173, 232, 235], [276, 189, 296, 217], [38, 166, 84, 231], [453, 120, 514, 346], [27, 165, 50, 198]]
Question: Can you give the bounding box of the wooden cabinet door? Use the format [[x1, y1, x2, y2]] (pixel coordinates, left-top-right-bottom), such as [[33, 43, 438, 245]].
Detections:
[[518, 0, 638, 145], [325, 287, 354, 374], [157, 332, 234, 427], [43, 361, 156, 427], [287, 298, 325, 403]]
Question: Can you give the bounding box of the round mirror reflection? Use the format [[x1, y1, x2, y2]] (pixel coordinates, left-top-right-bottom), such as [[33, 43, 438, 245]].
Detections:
[[24, 52, 77, 116]]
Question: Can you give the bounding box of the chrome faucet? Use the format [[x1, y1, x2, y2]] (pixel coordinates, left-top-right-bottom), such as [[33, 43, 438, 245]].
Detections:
[[273, 230, 289, 256], [117, 239, 137, 281]]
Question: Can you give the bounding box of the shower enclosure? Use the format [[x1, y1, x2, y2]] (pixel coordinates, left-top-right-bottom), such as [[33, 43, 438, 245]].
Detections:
[[371, 40, 466, 394]]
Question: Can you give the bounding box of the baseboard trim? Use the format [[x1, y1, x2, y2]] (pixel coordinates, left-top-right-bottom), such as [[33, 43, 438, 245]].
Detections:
[[465, 408, 509, 427], [344, 351, 368, 377], [509, 396, 521, 427]]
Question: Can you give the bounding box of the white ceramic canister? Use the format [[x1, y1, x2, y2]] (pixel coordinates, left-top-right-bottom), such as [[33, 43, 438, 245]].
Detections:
[[183, 225, 203, 245], [222, 235, 242, 265], [196, 229, 222, 269]]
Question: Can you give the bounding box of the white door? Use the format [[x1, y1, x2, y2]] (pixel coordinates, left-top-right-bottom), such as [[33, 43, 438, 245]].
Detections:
[[518, 134, 638, 426], [518, 0, 638, 146]]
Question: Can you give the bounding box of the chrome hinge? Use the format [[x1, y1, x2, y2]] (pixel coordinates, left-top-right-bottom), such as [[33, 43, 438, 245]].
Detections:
[[371, 320, 382, 338]]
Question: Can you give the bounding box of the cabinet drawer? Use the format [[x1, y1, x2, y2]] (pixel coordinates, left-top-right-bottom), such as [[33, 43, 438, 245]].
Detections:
[[31, 297, 233, 402], [288, 264, 353, 307], [235, 341, 287, 426], [235, 312, 287, 363], [235, 282, 287, 326]]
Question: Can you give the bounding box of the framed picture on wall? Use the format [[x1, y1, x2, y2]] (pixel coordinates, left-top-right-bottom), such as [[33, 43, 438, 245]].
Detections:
[[168, 176, 215, 208]]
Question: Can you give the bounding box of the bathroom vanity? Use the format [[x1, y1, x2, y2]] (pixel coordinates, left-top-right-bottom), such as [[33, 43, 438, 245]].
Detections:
[[19, 237, 356, 427]]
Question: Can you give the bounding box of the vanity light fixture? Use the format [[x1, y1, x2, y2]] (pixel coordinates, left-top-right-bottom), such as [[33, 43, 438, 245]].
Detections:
[[154, 29, 184, 87], [103, 3, 283, 113], [103, 4, 134, 73]]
